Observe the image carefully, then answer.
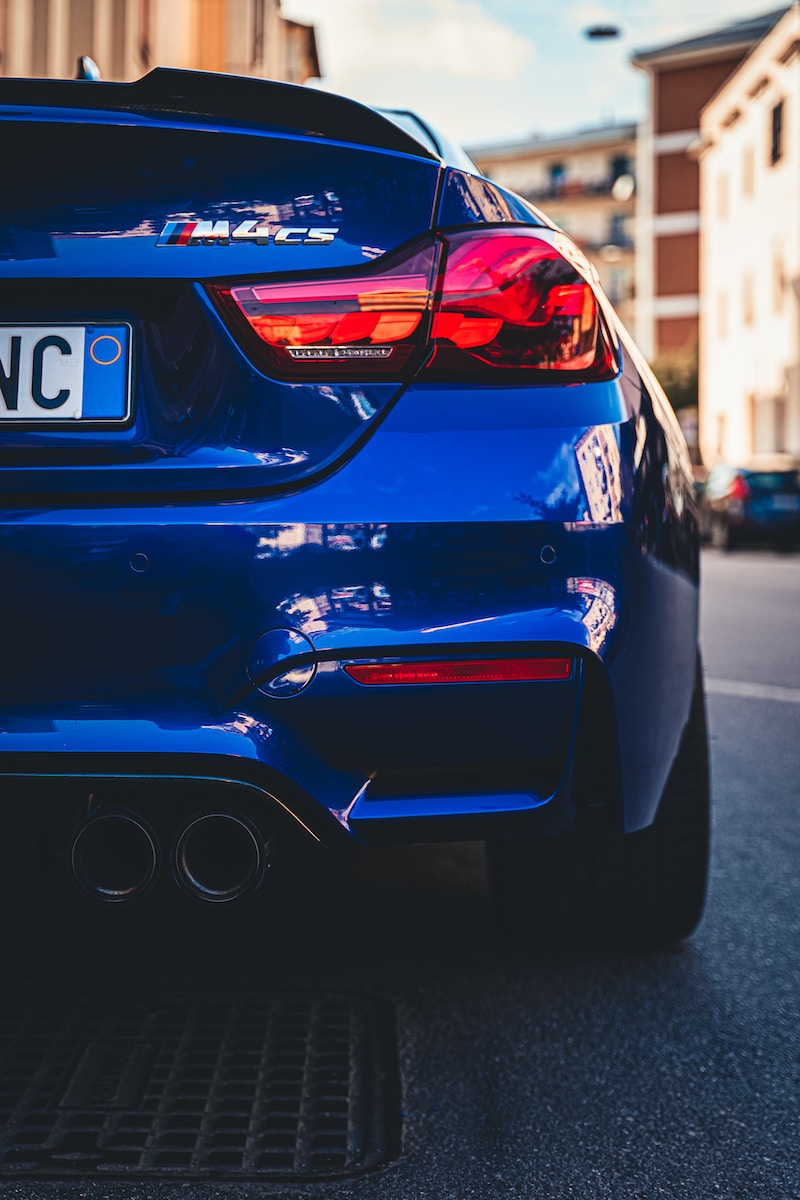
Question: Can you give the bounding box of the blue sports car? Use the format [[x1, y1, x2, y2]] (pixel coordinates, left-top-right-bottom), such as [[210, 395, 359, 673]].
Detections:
[[0, 69, 708, 948]]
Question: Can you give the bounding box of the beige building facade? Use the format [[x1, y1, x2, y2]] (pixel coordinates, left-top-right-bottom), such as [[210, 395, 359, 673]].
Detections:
[[470, 123, 638, 337], [631, 10, 785, 361], [697, 4, 800, 465], [0, 0, 319, 84]]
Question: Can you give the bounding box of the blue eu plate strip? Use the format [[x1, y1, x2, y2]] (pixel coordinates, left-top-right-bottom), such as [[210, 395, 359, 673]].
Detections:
[[81, 324, 131, 420]]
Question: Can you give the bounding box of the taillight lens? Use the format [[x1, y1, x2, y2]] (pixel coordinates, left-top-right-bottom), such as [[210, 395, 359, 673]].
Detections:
[[209, 227, 616, 382], [345, 657, 574, 685], [211, 239, 440, 381], [428, 228, 616, 378], [729, 473, 751, 501]]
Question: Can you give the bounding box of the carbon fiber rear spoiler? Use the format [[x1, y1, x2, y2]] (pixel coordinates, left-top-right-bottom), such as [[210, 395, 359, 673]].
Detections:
[[0, 66, 439, 160]]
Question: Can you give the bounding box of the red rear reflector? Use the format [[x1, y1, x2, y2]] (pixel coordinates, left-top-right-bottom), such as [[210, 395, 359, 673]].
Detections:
[[211, 239, 440, 380], [427, 228, 616, 379], [344, 657, 573, 686]]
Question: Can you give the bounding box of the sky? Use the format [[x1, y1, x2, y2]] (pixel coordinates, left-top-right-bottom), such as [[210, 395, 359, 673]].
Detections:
[[281, 0, 782, 148]]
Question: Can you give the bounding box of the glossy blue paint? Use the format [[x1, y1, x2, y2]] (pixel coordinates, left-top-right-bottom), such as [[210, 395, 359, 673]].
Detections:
[[0, 116, 439, 278], [438, 168, 548, 227], [248, 627, 316, 697], [1, 495, 696, 838], [0, 78, 701, 859]]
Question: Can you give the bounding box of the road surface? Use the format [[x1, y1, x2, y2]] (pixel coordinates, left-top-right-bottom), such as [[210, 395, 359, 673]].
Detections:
[[1, 548, 798, 1199]]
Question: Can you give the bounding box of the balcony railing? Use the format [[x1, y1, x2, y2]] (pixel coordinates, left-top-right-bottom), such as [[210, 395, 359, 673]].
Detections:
[[523, 177, 636, 203], [579, 236, 635, 254]]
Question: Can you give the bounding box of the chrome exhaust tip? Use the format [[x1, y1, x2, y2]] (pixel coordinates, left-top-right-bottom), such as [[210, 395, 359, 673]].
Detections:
[[173, 812, 267, 903], [71, 811, 159, 904]]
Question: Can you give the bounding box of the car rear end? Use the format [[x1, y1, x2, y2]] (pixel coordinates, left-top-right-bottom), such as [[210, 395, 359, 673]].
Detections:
[[704, 465, 800, 548], [0, 70, 703, 941]]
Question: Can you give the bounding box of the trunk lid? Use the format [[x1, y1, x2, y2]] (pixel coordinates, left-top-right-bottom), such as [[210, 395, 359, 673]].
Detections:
[[0, 72, 441, 498]]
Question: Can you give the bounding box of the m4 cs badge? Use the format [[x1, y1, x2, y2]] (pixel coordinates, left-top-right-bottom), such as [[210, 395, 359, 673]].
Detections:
[[156, 220, 339, 247]]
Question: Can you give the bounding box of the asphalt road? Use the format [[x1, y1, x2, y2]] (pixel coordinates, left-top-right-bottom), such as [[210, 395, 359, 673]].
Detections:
[[2, 548, 799, 1200]]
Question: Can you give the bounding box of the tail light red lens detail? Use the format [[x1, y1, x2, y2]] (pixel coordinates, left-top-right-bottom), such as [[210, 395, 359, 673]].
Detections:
[[428, 229, 615, 377], [209, 227, 617, 381], [212, 240, 441, 380], [729, 474, 751, 501], [345, 657, 574, 686]]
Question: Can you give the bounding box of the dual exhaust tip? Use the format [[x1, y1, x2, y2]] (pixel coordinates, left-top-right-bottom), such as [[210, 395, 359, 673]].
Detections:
[[70, 810, 268, 905]]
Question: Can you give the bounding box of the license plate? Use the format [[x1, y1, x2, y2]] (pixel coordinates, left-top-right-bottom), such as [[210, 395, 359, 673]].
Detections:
[[772, 493, 800, 512], [0, 324, 131, 423]]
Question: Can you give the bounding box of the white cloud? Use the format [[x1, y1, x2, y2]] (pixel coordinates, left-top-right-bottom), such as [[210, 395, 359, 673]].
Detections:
[[283, 0, 533, 82], [281, 0, 536, 143]]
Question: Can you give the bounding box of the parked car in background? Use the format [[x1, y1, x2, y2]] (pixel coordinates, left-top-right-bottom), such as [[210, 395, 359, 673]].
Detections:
[[702, 463, 800, 549], [0, 67, 708, 951]]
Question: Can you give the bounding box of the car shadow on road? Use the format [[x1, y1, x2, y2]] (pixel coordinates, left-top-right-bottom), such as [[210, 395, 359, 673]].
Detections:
[[6, 838, 690, 993]]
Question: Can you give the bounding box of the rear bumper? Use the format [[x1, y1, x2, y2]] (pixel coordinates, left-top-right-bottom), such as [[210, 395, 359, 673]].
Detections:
[[0, 654, 583, 847], [1, 513, 697, 845], [0, 374, 701, 847]]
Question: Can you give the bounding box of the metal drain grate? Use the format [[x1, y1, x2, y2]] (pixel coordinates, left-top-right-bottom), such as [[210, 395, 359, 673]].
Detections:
[[0, 988, 399, 1181]]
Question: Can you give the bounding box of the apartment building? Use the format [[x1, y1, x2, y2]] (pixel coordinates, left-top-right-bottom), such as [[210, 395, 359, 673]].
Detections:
[[0, 0, 319, 84], [470, 123, 638, 337], [697, 4, 800, 465], [631, 8, 787, 361]]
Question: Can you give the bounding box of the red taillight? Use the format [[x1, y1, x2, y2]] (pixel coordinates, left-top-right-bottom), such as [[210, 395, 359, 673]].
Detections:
[[344, 657, 573, 686], [209, 228, 616, 382], [428, 229, 616, 378], [729, 474, 751, 501], [211, 239, 441, 381]]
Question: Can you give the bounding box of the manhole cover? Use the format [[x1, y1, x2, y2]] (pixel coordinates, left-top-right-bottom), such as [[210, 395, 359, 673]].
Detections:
[[0, 988, 399, 1181]]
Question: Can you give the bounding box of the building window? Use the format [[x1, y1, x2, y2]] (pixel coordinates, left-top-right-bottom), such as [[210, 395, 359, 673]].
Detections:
[[607, 212, 627, 247], [742, 145, 754, 197], [610, 154, 631, 182], [752, 396, 768, 451], [717, 173, 728, 220], [69, 0, 95, 73], [742, 273, 755, 326], [32, 0, 49, 75], [773, 246, 786, 311], [111, 0, 126, 78], [0, 0, 7, 74], [716, 292, 728, 339], [775, 396, 787, 452], [752, 395, 788, 453], [770, 100, 784, 165], [139, 0, 151, 68], [193, 0, 228, 71], [548, 162, 565, 196], [606, 268, 624, 305], [252, 0, 264, 68]]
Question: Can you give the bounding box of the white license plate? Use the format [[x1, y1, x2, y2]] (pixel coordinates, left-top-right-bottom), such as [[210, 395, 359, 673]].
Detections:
[[0, 324, 131, 423], [772, 494, 800, 512]]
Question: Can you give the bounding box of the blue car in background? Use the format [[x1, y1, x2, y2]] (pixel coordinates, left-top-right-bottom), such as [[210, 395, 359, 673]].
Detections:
[[0, 69, 708, 949], [702, 463, 800, 549]]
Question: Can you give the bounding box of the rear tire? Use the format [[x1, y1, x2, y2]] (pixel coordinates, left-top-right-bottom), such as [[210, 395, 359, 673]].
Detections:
[[488, 661, 710, 951]]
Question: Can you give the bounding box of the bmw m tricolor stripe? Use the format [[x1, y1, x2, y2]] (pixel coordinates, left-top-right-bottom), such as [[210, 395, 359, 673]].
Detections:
[[156, 220, 339, 246]]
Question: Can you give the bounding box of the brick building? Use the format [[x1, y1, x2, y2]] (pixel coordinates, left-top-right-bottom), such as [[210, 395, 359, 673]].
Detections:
[[0, 0, 319, 85], [631, 8, 788, 360]]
